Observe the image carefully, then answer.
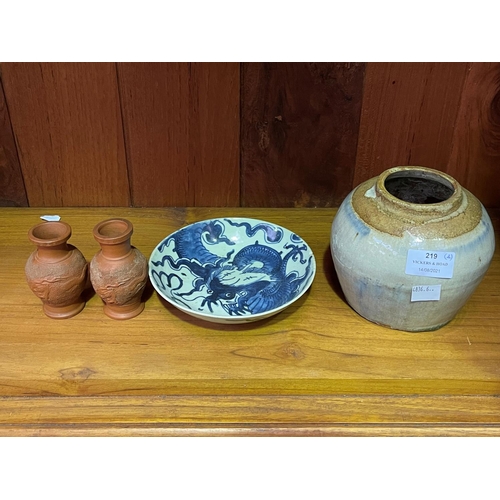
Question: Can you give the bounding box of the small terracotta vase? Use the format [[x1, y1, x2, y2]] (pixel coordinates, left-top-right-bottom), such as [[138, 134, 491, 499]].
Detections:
[[25, 221, 88, 319], [90, 218, 148, 320]]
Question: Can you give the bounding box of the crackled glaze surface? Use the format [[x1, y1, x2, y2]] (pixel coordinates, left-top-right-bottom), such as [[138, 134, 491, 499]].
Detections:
[[331, 166, 496, 332]]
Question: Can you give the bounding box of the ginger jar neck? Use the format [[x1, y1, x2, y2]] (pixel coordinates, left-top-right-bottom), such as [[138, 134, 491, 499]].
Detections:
[[375, 166, 462, 219], [352, 166, 482, 239], [28, 221, 72, 262], [93, 219, 133, 259]]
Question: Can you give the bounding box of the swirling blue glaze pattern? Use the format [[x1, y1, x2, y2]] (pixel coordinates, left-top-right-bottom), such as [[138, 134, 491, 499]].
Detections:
[[150, 218, 315, 318]]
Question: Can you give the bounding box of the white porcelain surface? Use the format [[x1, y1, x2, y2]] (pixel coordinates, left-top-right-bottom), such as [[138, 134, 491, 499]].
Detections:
[[150, 218, 316, 324]]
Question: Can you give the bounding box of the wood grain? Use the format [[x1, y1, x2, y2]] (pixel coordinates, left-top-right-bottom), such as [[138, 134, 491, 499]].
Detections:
[[353, 63, 469, 186], [2, 423, 500, 437], [241, 63, 365, 208], [0, 77, 27, 206], [0, 63, 129, 206], [1, 207, 499, 435], [447, 63, 500, 208], [117, 63, 240, 207], [1, 62, 499, 210]]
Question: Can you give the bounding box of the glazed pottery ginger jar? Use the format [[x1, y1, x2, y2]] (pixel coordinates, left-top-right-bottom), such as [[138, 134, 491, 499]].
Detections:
[[90, 218, 148, 320], [25, 221, 88, 319], [330, 166, 495, 332]]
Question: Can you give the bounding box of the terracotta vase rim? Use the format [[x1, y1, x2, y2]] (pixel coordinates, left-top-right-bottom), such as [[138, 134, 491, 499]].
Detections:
[[28, 221, 72, 247], [93, 218, 133, 246]]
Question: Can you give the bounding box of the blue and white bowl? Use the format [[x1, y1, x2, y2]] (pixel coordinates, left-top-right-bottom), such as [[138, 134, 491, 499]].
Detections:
[[149, 217, 316, 324]]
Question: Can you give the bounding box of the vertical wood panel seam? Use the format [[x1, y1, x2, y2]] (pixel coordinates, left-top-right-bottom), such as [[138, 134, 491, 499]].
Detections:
[[453, 63, 472, 136], [188, 62, 194, 207], [239, 62, 243, 207], [115, 63, 133, 207], [450, 63, 473, 183], [352, 62, 369, 191], [0, 71, 30, 206]]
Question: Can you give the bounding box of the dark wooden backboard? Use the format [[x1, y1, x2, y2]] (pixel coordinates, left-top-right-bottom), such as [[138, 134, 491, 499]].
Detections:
[[1, 62, 498, 208], [1, 63, 129, 207], [241, 62, 365, 208], [0, 76, 27, 206]]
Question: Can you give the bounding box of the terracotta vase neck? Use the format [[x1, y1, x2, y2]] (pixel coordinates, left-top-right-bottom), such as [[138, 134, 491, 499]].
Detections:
[[36, 243, 70, 262], [93, 218, 134, 260], [28, 221, 72, 262], [99, 240, 132, 259]]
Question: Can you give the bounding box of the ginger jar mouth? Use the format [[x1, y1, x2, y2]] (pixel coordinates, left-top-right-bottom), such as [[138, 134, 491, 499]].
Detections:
[[379, 167, 458, 206], [352, 166, 482, 240]]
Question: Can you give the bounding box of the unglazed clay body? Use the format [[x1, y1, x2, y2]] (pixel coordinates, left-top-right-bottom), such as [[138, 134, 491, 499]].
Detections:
[[90, 218, 148, 320], [330, 166, 495, 332], [25, 221, 88, 319]]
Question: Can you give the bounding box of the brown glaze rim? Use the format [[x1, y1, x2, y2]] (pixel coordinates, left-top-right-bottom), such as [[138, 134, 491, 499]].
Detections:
[[351, 166, 483, 238], [28, 221, 72, 247], [93, 218, 133, 245], [376, 166, 462, 215]]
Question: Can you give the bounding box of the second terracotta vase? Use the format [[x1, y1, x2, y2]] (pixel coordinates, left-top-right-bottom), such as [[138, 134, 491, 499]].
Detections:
[[90, 218, 148, 320]]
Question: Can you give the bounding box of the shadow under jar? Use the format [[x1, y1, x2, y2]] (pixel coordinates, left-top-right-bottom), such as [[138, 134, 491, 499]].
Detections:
[[90, 218, 148, 320], [330, 166, 495, 332]]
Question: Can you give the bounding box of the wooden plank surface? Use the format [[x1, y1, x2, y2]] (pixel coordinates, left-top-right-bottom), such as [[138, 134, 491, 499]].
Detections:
[[447, 63, 500, 208], [0, 63, 129, 206], [0, 77, 27, 206], [354, 62, 469, 186], [117, 63, 240, 207], [2, 423, 500, 437], [241, 63, 365, 208], [1, 207, 499, 436]]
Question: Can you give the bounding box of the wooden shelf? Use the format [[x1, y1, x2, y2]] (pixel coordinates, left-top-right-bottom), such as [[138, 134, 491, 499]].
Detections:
[[1, 207, 499, 436]]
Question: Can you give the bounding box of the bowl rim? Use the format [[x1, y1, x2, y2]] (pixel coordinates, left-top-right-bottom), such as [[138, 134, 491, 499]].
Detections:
[[148, 216, 317, 321]]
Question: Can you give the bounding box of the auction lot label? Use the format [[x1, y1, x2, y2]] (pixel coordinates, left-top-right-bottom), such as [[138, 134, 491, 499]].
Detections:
[[405, 250, 455, 279]]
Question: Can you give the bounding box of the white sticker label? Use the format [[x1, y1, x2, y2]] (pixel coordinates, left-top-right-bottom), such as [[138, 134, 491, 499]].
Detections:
[[40, 215, 61, 222], [411, 285, 442, 302], [405, 250, 455, 279]]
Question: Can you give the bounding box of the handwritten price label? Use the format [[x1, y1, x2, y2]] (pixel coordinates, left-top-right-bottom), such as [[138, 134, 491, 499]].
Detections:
[[411, 285, 441, 302]]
